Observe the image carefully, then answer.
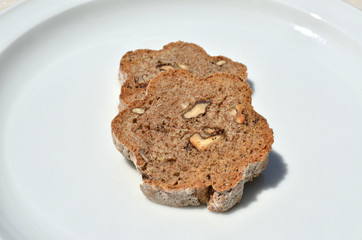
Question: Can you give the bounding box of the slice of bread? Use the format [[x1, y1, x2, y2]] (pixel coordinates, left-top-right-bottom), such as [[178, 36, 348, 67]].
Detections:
[[118, 41, 247, 110], [111, 70, 273, 212]]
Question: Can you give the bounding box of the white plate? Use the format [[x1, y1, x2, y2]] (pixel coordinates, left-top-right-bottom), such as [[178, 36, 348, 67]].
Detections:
[[1, 0, 362, 239]]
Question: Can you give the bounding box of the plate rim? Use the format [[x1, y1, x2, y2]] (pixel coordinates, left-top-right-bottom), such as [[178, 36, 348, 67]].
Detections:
[[0, 0, 362, 54]]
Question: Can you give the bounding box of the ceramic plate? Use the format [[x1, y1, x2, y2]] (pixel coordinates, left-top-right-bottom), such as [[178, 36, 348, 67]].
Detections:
[[0, 0, 361, 239]]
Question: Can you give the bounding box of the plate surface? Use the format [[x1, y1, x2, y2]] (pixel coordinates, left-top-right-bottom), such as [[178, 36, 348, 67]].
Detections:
[[0, 0, 362, 239]]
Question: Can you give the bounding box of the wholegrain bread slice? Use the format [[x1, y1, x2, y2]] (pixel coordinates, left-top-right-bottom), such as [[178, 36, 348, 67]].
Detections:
[[118, 41, 247, 110], [111, 70, 273, 212]]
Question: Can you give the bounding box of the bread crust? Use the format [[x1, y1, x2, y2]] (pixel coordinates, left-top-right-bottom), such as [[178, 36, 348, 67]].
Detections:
[[140, 184, 205, 207], [208, 154, 269, 212], [112, 131, 139, 171], [140, 154, 268, 212]]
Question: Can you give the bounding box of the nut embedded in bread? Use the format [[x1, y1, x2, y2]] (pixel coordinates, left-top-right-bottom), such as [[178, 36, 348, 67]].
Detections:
[[112, 70, 273, 212], [118, 41, 248, 110]]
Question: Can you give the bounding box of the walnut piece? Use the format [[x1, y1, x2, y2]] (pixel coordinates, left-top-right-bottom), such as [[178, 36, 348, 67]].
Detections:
[[183, 101, 210, 119], [177, 63, 189, 70], [160, 65, 174, 71], [203, 127, 222, 136], [229, 108, 237, 117], [157, 64, 174, 71], [135, 76, 145, 84], [235, 104, 245, 123], [216, 60, 226, 66], [189, 133, 222, 150], [132, 108, 145, 114], [139, 149, 149, 162]]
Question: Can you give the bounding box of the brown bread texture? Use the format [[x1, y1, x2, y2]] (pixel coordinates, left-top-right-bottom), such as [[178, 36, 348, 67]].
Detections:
[[118, 41, 247, 110], [111, 70, 274, 212]]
